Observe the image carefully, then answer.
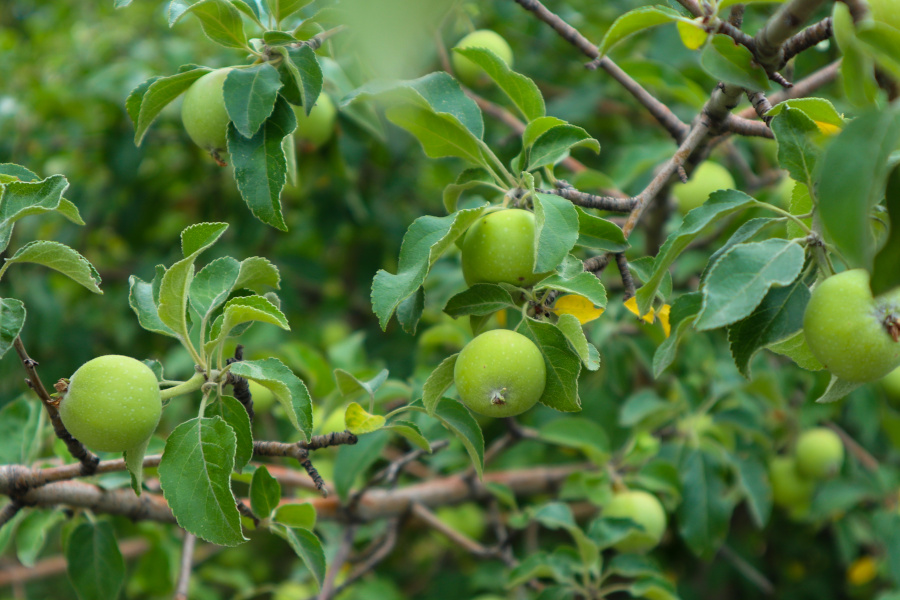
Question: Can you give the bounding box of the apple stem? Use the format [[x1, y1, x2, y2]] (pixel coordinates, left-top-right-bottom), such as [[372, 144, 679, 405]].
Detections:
[[490, 388, 508, 405]]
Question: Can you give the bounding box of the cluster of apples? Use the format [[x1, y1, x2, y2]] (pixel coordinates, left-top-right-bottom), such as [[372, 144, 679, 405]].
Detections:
[[770, 428, 845, 515]]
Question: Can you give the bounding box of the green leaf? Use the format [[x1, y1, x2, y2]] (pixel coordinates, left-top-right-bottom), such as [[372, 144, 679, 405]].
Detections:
[[396, 287, 424, 335], [344, 402, 386, 434], [176, 0, 248, 49], [157, 223, 229, 343], [766, 97, 845, 130], [771, 106, 821, 191], [250, 466, 281, 520], [272, 503, 316, 529], [0, 163, 39, 181], [727, 275, 809, 377], [0, 298, 25, 360], [66, 521, 125, 600], [17, 509, 65, 567], [0, 174, 71, 252], [443, 284, 518, 318], [575, 207, 628, 253], [5, 241, 103, 294], [208, 395, 253, 473], [700, 34, 770, 91], [630, 577, 680, 600], [385, 420, 431, 452], [695, 239, 804, 331], [235, 256, 281, 292], [555, 313, 600, 371], [371, 205, 487, 330], [652, 292, 702, 377], [189, 256, 241, 320], [635, 189, 757, 315], [536, 272, 607, 309], [128, 68, 210, 146], [858, 21, 900, 80], [346, 72, 484, 139], [516, 317, 582, 412], [159, 416, 246, 546], [422, 353, 458, 414], [334, 430, 389, 500], [229, 95, 297, 231], [271, 0, 312, 21], [677, 448, 735, 558], [767, 331, 824, 371], [539, 417, 609, 464], [701, 217, 777, 281], [526, 126, 600, 172], [229, 358, 312, 438], [207, 295, 289, 352], [597, 5, 685, 57], [533, 192, 580, 273], [432, 398, 485, 476], [452, 47, 545, 121], [273, 525, 326, 588], [223, 63, 283, 138], [442, 168, 496, 213], [334, 368, 389, 405], [818, 106, 900, 269], [386, 104, 486, 166], [0, 397, 41, 468], [832, 3, 880, 107], [128, 274, 177, 338], [815, 375, 863, 404], [273, 45, 323, 112], [531, 503, 599, 574], [873, 165, 900, 296], [729, 453, 772, 528], [124, 436, 151, 495]]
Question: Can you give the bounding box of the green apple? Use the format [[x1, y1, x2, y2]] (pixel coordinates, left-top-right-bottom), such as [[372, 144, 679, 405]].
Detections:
[[181, 67, 233, 162], [769, 456, 814, 510], [59, 355, 162, 453], [453, 329, 546, 418], [603, 489, 667, 553], [672, 162, 735, 214], [461, 209, 552, 287], [294, 93, 337, 150], [803, 269, 900, 382], [869, 0, 900, 30], [795, 427, 844, 479], [435, 503, 486, 541], [452, 29, 513, 86]]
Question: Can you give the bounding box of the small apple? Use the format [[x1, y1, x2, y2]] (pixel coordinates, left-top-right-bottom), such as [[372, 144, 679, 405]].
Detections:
[[294, 93, 336, 150], [795, 427, 844, 479], [452, 29, 514, 87], [59, 355, 162, 453], [603, 489, 667, 553], [453, 329, 546, 418], [461, 209, 552, 287], [181, 67, 233, 163], [803, 269, 900, 382], [769, 456, 814, 510], [672, 162, 735, 214]]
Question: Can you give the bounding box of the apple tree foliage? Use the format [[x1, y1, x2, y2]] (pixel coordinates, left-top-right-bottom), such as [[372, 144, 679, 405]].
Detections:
[[1, 0, 900, 599]]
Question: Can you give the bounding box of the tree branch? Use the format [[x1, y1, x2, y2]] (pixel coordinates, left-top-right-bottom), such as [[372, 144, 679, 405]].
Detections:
[[173, 532, 197, 600], [782, 17, 833, 63], [753, 0, 829, 73]]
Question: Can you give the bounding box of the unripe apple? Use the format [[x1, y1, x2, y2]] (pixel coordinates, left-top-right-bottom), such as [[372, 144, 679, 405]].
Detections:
[[59, 355, 162, 453], [181, 67, 233, 161], [453, 329, 546, 418], [452, 29, 513, 87], [795, 427, 844, 479], [603, 489, 667, 553], [461, 209, 552, 287], [672, 162, 735, 214], [869, 0, 900, 30], [294, 93, 336, 150], [803, 269, 900, 382], [769, 456, 814, 510]]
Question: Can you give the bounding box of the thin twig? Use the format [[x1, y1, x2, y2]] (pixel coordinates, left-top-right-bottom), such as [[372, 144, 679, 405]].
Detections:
[[824, 422, 879, 472], [318, 526, 355, 600], [224, 345, 253, 422], [13, 337, 99, 475], [719, 544, 775, 595], [411, 502, 492, 556], [540, 183, 636, 212], [616, 253, 637, 300], [173, 532, 197, 600], [782, 17, 833, 63]]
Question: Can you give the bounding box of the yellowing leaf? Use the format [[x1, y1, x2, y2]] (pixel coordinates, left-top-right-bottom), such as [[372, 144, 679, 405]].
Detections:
[[552, 294, 605, 324], [846, 556, 878, 586], [344, 402, 385, 435], [814, 120, 841, 135], [677, 18, 708, 50], [658, 304, 671, 338], [624, 296, 655, 323], [496, 308, 507, 328]]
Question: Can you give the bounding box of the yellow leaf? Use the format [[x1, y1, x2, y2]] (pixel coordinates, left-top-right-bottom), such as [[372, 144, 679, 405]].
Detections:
[[344, 402, 385, 435], [814, 120, 841, 135], [676, 18, 708, 50], [624, 296, 655, 324], [552, 294, 604, 325], [846, 556, 878, 586], [496, 308, 507, 328], [658, 304, 671, 338]]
